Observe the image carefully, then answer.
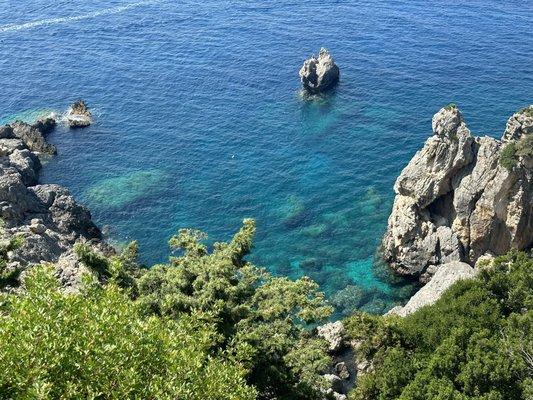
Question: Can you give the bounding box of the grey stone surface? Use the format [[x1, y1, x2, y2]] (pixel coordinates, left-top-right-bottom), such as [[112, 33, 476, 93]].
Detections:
[[0, 117, 109, 291], [299, 48, 340, 94], [382, 105, 533, 278], [66, 100, 92, 128], [317, 321, 345, 353], [388, 261, 476, 317]]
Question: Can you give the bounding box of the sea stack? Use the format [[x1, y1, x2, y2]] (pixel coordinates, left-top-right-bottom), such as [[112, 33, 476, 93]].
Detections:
[[299, 48, 340, 94], [382, 105, 533, 281], [66, 100, 92, 128]]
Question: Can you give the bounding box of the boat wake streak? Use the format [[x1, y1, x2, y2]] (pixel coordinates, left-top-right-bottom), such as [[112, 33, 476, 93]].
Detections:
[[0, 0, 162, 33]]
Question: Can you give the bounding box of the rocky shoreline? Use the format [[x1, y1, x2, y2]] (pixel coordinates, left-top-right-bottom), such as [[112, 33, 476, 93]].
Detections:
[[0, 111, 109, 292], [2, 104, 530, 301]]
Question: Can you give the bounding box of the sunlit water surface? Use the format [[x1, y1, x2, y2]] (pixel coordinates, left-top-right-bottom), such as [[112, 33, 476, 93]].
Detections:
[[1, 0, 531, 315]]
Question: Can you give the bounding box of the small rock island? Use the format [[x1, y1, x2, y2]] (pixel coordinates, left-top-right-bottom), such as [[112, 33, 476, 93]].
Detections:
[[299, 48, 340, 94], [66, 100, 92, 128]]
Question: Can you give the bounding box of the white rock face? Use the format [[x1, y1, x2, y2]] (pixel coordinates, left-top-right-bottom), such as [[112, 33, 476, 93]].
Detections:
[[389, 261, 476, 316], [317, 321, 345, 352], [382, 105, 533, 279], [299, 48, 340, 94]]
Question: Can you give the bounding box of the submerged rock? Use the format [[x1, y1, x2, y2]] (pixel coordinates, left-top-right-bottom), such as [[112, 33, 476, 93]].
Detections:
[[278, 194, 307, 228], [382, 105, 533, 279], [299, 48, 340, 94], [83, 169, 167, 210], [66, 100, 92, 128]]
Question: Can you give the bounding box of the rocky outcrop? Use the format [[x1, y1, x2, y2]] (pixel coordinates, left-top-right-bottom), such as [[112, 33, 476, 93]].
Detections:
[[299, 48, 340, 94], [387, 261, 476, 316], [317, 321, 356, 400], [0, 116, 108, 290], [66, 100, 92, 128], [382, 105, 533, 279], [10, 120, 57, 155], [317, 321, 346, 352]]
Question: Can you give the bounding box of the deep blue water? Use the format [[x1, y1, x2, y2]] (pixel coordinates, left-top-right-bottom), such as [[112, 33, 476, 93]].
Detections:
[[1, 0, 531, 315]]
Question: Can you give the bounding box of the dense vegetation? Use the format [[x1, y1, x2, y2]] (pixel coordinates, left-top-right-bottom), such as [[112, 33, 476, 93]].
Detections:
[[499, 142, 518, 170], [0, 219, 333, 400], [1, 217, 531, 399], [345, 251, 533, 400], [500, 133, 532, 170], [0, 222, 23, 287]]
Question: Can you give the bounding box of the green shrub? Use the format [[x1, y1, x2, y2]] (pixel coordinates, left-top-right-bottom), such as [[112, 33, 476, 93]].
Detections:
[[444, 103, 457, 110], [516, 134, 533, 158], [519, 106, 533, 117], [0, 222, 24, 288], [0, 266, 256, 399], [500, 142, 518, 170], [136, 219, 333, 399], [347, 251, 533, 400]]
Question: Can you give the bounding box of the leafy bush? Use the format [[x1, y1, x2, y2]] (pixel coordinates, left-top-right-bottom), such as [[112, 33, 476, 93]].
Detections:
[[516, 134, 533, 158], [0, 222, 23, 288], [444, 103, 457, 110], [0, 220, 332, 399], [500, 142, 518, 170], [0, 266, 256, 399], [136, 219, 333, 399], [346, 251, 533, 400]]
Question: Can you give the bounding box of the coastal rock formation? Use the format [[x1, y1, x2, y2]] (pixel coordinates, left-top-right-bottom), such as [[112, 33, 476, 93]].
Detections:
[[66, 100, 92, 128], [387, 261, 476, 316], [0, 116, 107, 290], [299, 48, 340, 94], [382, 105, 533, 279], [10, 119, 57, 155]]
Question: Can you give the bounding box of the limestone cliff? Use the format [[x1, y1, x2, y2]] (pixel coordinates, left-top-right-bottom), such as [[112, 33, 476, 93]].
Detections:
[[382, 105, 533, 280]]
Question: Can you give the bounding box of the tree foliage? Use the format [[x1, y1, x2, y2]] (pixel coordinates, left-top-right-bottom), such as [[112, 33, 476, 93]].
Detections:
[[136, 218, 333, 399], [0, 221, 24, 288], [500, 142, 518, 170], [0, 219, 332, 400], [346, 251, 533, 400], [0, 266, 255, 399]]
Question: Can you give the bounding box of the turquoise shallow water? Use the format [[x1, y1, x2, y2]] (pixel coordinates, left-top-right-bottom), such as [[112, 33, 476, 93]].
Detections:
[[1, 0, 531, 315]]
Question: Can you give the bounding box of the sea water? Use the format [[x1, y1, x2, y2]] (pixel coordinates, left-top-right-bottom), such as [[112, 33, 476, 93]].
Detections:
[[1, 0, 531, 315]]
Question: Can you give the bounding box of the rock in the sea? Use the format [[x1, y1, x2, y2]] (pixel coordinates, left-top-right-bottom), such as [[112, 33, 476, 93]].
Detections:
[[388, 261, 476, 317], [66, 100, 92, 128], [299, 48, 340, 94], [317, 321, 345, 353], [382, 105, 533, 278]]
